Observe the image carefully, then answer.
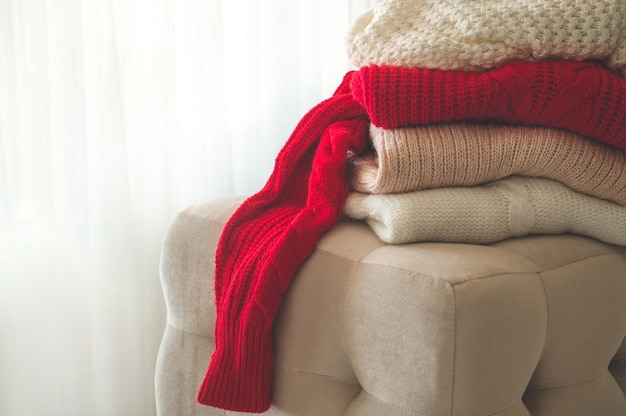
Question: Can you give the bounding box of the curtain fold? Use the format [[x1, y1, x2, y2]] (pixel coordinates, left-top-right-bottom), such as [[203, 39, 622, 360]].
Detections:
[[0, 1, 374, 414]]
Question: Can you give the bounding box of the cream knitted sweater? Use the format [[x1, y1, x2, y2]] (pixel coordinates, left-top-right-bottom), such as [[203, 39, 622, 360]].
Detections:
[[348, 123, 626, 206], [343, 176, 626, 246], [346, 0, 626, 74]]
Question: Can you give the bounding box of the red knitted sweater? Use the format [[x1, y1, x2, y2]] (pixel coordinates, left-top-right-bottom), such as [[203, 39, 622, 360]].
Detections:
[[197, 60, 626, 412]]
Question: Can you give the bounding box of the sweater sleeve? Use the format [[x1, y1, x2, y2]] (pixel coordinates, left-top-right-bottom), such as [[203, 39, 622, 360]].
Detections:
[[196, 81, 368, 411]]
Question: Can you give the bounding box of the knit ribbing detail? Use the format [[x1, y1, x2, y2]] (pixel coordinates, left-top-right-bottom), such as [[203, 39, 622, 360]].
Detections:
[[197, 325, 273, 411]]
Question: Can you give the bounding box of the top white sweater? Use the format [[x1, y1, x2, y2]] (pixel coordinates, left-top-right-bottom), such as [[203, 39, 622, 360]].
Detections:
[[346, 0, 626, 73]]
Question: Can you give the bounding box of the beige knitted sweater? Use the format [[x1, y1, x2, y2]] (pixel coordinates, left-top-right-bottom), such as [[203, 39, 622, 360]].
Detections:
[[344, 176, 626, 246], [346, 0, 626, 74], [348, 123, 626, 206]]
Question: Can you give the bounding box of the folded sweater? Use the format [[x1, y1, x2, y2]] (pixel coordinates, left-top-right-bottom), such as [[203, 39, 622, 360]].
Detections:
[[346, 0, 626, 73], [198, 61, 626, 413], [348, 123, 626, 205], [344, 176, 626, 246]]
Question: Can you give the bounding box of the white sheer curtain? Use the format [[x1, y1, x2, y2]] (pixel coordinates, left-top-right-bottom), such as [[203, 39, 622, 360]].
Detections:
[[0, 1, 374, 415]]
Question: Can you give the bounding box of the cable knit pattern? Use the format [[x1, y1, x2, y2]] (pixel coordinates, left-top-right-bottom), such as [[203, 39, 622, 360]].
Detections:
[[344, 176, 626, 246], [346, 0, 626, 74], [348, 123, 626, 204], [351, 62, 626, 149]]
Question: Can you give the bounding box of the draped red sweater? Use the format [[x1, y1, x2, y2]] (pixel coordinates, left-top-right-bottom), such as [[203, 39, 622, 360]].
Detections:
[[197, 60, 626, 413]]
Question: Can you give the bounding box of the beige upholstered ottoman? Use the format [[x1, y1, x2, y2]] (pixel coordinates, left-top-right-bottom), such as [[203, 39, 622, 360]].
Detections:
[[156, 196, 626, 415]]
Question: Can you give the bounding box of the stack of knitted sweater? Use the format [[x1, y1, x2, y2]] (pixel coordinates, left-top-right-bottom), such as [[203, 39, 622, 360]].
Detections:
[[343, 0, 626, 246], [198, 1, 626, 413]]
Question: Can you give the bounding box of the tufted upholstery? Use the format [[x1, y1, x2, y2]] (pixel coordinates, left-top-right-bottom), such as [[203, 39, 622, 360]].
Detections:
[[156, 197, 626, 416]]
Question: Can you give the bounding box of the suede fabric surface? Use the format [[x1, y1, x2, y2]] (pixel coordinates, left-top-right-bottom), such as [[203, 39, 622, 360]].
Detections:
[[156, 197, 626, 416]]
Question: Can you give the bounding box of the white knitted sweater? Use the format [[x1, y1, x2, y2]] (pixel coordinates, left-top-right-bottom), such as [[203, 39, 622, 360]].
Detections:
[[344, 176, 626, 246], [346, 0, 626, 73]]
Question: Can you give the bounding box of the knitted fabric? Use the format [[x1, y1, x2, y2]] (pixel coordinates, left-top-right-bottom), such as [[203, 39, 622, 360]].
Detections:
[[346, 0, 626, 74], [353, 62, 626, 148], [344, 176, 626, 246], [198, 74, 369, 412], [348, 123, 626, 205], [197, 61, 626, 413]]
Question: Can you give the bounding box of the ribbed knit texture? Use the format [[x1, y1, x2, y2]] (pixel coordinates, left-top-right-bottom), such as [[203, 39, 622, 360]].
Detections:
[[344, 176, 626, 246], [198, 61, 626, 413], [346, 0, 626, 73], [348, 123, 626, 204]]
